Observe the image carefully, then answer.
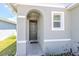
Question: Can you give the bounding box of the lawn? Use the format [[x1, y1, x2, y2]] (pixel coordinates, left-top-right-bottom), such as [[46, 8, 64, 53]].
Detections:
[[0, 34, 16, 56]]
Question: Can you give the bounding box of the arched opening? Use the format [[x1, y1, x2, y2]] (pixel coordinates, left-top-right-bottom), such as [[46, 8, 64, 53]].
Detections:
[[27, 9, 41, 43], [26, 9, 44, 55]]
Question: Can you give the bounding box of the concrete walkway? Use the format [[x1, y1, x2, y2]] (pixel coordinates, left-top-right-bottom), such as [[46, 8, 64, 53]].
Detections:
[[27, 43, 43, 56], [0, 30, 16, 41]]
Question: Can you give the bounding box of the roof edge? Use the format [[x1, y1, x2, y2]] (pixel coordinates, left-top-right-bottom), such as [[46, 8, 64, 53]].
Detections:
[[6, 3, 17, 15], [66, 3, 79, 10], [0, 17, 16, 25]]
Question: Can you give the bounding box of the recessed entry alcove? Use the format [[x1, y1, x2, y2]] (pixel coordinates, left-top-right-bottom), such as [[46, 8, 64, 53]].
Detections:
[[27, 9, 40, 43], [26, 9, 44, 55]]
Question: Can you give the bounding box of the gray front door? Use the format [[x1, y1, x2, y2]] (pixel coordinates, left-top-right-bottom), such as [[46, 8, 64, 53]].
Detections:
[[29, 20, 37, 42]]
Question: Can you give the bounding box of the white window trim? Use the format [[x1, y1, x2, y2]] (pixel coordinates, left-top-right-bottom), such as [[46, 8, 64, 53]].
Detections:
[[52, 11, 64, 31]]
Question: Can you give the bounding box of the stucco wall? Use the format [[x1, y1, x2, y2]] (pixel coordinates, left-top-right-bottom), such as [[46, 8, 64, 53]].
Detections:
[[44, 9, 71, 39], [17, 5, 45, 55], [70, 5, 79, 53], [17, 5, 72, 55], [37, 14, 44, 49], [44, 40, 71, 54], [18, 5, 71, 39], [44, 10, 72, 54], [0, 20, 16, 29], [17, 17, 27, 56]]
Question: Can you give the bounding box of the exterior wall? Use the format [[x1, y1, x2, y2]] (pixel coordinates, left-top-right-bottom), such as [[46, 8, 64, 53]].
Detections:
[[17, 17, 26, 56], [44, 40, 71, 54], [37, 15, 44, 49], [0, 20, 16, 29], [44, 9, 71, 39], [70, 5, 79, 53], [42, 7, 71, 54], [17, 5, 45, 55], [17, 5, 70, 40], [17, 5, 72, 55]]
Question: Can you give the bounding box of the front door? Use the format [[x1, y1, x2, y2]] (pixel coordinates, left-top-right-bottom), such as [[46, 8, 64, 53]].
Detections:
[[29, 20, 37, 43]]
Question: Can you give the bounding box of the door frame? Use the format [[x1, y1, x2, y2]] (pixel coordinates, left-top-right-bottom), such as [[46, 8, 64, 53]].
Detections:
[[29, 20, 38, 43]]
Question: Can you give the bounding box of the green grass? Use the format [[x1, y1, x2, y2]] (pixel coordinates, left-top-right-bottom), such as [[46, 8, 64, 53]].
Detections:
[[0, 35, 16, 56]]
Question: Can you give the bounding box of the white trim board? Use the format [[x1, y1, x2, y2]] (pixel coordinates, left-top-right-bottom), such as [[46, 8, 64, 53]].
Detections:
[[44, 39, 71, 42], [17, 39, 71, 43], [18, 15, 26, 18], [17, 41, 27, 43]]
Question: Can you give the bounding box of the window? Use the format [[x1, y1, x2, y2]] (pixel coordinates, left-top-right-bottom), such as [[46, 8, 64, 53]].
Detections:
[[52, 11, 64, 30]]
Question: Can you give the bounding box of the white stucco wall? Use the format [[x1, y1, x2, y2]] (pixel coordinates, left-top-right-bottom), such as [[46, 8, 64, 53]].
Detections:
[[70, 5, 79, 53], [37, 15, 44, 49], [45, 10, 72, 54], [17, 4, 73, 55], [17, 17, 27, 56], [17, 5, 45, 55]]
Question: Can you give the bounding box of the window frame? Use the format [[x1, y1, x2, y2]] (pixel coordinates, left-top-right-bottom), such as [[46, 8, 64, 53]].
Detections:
[[51, 11, 64, 31]]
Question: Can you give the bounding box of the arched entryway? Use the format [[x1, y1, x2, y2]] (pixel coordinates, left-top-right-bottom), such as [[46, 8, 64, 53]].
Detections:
[[26, 9, 43, 55], [27, 9, 41, 43]]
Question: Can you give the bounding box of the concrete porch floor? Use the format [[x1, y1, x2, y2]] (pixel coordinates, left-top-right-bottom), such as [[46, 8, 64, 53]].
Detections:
[[27, 43, 43, 56]]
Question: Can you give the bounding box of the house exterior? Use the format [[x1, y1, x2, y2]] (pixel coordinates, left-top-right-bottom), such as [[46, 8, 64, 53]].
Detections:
[[0, 17, 16, 41], [16, 3, 79, 56], [0, 18, 16, 29]]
